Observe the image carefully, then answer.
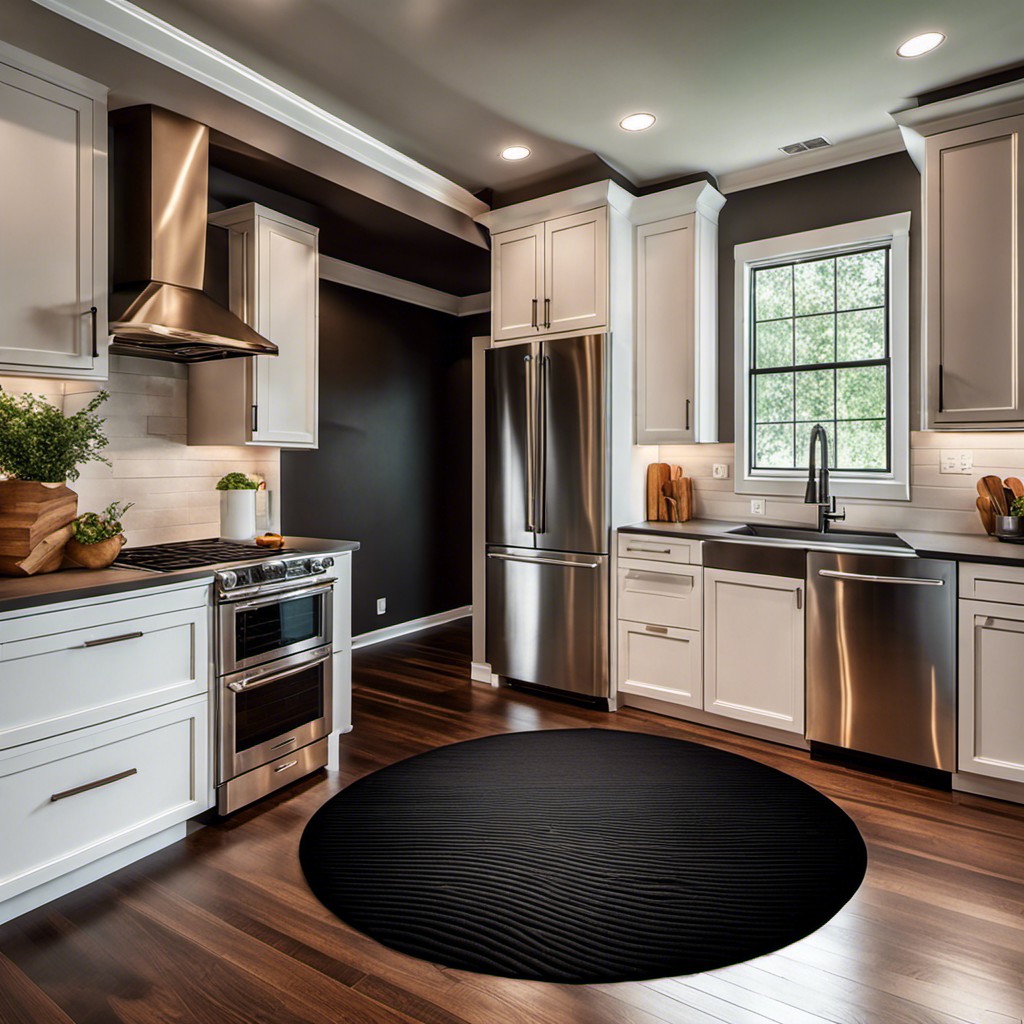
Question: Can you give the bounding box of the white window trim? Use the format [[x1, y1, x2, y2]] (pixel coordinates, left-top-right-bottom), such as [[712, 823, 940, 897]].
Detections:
[[734, 212, 911, 501]]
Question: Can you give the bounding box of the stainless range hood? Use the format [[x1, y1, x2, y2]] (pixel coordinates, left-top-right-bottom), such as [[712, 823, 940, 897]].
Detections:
[[109, 106, 278, 362]]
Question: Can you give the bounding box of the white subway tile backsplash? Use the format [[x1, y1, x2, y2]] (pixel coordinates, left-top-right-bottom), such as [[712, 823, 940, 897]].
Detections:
[[0, 355, 281, 546], [660, 430, 1024, 536]]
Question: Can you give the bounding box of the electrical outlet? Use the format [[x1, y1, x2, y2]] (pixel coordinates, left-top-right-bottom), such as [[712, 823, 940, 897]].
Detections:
[[712, 463, 730, 479], [376, 598, 386, 615], [750, 498, 766, 516], [939, 450, 973, 474]]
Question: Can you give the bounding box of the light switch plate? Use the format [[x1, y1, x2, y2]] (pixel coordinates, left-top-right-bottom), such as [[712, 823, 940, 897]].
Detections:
[[750, 498, 766, 516], [939, 450, 973, 474], [377, 598, 386, 615]]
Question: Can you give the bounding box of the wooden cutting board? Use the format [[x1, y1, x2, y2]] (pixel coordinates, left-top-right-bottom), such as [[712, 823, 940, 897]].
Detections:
[[647, 463, 671, 521], [978, 476, 1008, 516], [976, 495, 995, 535]]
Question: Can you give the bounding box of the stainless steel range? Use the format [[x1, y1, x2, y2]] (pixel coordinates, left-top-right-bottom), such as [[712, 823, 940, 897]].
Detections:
[[116, 540, 337, 813]]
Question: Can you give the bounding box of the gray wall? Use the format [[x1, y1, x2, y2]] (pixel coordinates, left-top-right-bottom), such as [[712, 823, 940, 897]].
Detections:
[[716, 152, 922, 441]]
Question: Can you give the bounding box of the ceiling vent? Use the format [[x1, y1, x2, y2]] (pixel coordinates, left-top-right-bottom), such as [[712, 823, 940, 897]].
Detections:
[[779, 136, 833, 156]]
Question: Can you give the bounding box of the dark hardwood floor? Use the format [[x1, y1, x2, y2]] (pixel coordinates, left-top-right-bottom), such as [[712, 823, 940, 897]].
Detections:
[[2, 618, 1023, 1024]]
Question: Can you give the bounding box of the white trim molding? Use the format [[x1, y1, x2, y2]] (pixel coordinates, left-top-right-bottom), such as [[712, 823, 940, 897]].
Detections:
[[717, 129, 906, 195], [470, 662, 499, 686], [30, 0, 488, 219], [353, 606, 471, 650], [318, 255, 489, 317], [733, 212, 912, 502]]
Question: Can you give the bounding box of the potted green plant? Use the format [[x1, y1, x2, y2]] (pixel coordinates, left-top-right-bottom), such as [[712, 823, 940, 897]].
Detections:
[[216, 471, 260, 541], [0, 388, 110, 575], [64, 500, 135, 569]]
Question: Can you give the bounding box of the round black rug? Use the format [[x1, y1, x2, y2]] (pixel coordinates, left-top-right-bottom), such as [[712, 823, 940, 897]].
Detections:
[[299, 729, 866, 984]]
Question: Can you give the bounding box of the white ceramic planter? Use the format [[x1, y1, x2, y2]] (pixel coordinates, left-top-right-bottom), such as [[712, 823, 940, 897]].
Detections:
[[219, 490, 257, 541]]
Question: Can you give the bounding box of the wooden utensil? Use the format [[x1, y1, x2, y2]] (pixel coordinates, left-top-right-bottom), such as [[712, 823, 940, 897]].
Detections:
[[671, 477, 693, 522], [979, 475, 1009, 516], [1005, 477, 1024, 500], [4, 524, 73, 576], [670, 464, 683, 480], [976, 495, 996, 535]]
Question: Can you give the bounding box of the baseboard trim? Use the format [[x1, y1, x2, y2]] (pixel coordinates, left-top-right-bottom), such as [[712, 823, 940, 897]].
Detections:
[[953, 771, 1024, 806], [353, 606, 471, 649], [471, 661, 499, 685]]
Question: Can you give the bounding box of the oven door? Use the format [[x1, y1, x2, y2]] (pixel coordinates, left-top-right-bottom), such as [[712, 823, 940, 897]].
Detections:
[[219, 578, 334, 674], [219, 645, 333, 782]]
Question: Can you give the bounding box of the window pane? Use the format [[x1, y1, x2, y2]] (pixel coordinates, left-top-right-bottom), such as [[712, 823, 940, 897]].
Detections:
[[836, 250, 885, 311], [836, 419, 887, 469], [837, 365, 886, 420], [794, 314, 835, 365], [755, 320, 793, 368], [793, 258, 834, 316], [795, 421, 836, 470], [795, 368, 834, 422], [755, 372, 794, 423], [755, 422, 795, 468], [754, 265, 793, 321], [836, 308, 885, 361]]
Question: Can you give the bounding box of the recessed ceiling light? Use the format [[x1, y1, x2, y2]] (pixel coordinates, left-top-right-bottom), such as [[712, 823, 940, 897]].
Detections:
[[500, 145, 531, 161], [897, 31, 945, 58], [619, 112, 656, 132]]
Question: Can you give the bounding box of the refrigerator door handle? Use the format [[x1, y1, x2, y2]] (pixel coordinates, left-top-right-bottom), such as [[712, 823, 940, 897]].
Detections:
[[524, 354, 536, 532], [536, 354, 549, 534], [487, 553, 600, 569]]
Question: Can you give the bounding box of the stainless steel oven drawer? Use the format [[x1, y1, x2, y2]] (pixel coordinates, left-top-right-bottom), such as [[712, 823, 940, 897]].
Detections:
[[217, 737, 328, 815]]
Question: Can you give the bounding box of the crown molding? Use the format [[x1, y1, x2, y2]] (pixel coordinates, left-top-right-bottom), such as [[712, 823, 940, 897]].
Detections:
[[716, 129, 907, 195], [319, 255, 489, 317], [30, 0, 489, 220], [476, 179, 634, 233]]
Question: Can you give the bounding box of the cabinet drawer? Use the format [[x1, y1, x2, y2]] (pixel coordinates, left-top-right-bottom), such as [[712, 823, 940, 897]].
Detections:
[[0, 697, 210, 904], [617, 533, 702, 565], [960, 562, 1024, 604], [0, 583, 210, 750], [618, 620, 702, 708], [617, 563, 701, 629]]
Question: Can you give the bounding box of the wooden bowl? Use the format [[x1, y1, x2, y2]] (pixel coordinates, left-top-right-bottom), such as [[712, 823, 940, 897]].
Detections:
[[64, 534, 126, 569]]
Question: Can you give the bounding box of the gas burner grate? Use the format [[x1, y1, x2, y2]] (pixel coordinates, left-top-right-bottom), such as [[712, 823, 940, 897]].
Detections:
[[115, 538, 295, 572]]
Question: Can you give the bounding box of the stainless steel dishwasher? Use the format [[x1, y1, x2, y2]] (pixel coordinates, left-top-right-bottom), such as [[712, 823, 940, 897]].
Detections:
[[806, 550, 956, 771]]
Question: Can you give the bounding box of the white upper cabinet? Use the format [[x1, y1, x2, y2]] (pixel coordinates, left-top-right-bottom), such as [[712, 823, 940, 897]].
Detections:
[[703, 567, 805, 735], [189, 205, 319, 448], [633, 183, 723, 444], [491, 207, 607, 342], [925, 114, 1024, 426], [0, 43, 107, 380]]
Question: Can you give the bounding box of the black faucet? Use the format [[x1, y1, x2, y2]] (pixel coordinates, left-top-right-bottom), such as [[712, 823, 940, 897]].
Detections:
[[805, 424, 846, 533]]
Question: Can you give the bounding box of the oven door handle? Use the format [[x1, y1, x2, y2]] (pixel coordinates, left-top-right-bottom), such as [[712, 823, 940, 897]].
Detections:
[[227, 578, 336, 612], [227, 650, 332, 692]]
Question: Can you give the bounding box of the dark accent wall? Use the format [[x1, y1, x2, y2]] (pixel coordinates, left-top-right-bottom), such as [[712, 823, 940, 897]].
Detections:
[[282, 282, 487, 636], [716, 152, 922, 441]]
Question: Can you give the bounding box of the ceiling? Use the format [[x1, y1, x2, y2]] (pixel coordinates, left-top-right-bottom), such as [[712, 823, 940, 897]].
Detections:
[[130, 0, 1024, 194]]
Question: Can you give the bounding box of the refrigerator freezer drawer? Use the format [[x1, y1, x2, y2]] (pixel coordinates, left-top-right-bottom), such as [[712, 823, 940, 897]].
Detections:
[[486, 548, 609, 699]]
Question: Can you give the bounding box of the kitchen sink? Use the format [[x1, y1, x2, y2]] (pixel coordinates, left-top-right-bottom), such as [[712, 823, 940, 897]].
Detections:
[[727, 524, 913, 553]]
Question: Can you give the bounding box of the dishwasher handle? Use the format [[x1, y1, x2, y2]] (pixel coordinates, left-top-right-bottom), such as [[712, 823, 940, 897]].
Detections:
[[817, 569, 945, 587]]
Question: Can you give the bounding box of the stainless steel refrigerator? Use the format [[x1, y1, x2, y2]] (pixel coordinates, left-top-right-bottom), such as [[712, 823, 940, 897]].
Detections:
[[485, 333, 610, 699]]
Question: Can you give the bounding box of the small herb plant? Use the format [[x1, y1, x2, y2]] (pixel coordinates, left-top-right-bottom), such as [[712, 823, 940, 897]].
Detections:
[[216, 472, 259, 490], [1011, 495, 1024, 518], [71, 501, 134, 545], [0, 388, 110, 483]]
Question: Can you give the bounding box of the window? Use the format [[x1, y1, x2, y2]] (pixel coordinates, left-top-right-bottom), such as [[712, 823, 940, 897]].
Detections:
[[734, 214, 911, 501]]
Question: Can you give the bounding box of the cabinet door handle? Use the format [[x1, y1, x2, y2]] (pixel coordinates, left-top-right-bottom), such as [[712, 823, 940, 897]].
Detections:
[[626, 546, 672, 555], [795, 587, 802, 610], [83, 631, 143, 648], [251, 404, 259, 433], [644, 624, 669, 634], [938, 364, 944, 412], [544, 297, 551, 329], [685, 398, 691, 432], [82, 306, 98, 357], [51, 768, 137, 802], [531, 298, 538, 330], [274, 760, 299, 773]]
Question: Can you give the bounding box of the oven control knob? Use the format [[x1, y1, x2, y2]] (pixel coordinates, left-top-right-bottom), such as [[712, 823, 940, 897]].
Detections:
[[309, 557, 323, 573], [321, 556, 334, 569], [219, 570, 238, 591]]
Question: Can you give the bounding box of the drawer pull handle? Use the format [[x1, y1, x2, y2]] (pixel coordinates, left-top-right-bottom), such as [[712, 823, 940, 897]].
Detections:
[[274, 760, 299, 773], [627, 546, 672, 555], [51, 767, 137, 802], [83, 631, 143, 648], [645, 625, 669, 634]]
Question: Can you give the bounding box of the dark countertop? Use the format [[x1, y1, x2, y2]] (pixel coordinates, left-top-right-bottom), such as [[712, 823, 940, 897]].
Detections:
[[620, 519, 1024, 567], [0, 536, 360, 616]]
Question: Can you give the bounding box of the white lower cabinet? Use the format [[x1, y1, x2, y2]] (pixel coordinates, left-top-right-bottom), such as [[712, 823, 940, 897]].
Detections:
[[618, 620, 702, 708], [703, 568, 805, 734], [0, 697, 209, 908], [959, 596, 1024, 784]]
